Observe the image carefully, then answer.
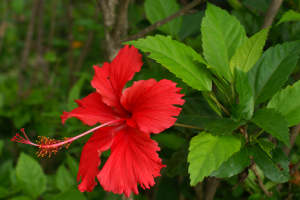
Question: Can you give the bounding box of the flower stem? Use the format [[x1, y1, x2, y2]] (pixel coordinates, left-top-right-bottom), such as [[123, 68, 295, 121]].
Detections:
[[209, 93, 230, 115], [174, 123, 204, 130]]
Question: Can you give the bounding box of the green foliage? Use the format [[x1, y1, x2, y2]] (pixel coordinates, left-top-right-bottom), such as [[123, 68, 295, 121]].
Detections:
[[247, 41, 300, 104], [56, 164, 75, 192], [2, 1, 300, 199], [68, 76, 85, 110], [50, 188, 87, 200], [256, 138, 275, 157], [250, 108, 290, 147], [166, 142, 189, 177], [0, 186, 10, 199], [267, 80, 300, 127], [175, 97, 219, 133], [188, 132, 241, 185], [277, 10, 300, 25], [145, 0, 182, 37], [0, 140, 3, 157], [202, 91, 222, 117], [233, 68, 254, 121], [151, 133, 186, 150], [230, 27, 269, 75], [205, 118, 245, 136], [210, 145, 252, 178], [201, 3, 247, 82], [16, 152, 46, 199], [245, 165, 265, 194], [125, 35, 212, 91], [66, 154, 80, 177], [252, 146, 289, 183]]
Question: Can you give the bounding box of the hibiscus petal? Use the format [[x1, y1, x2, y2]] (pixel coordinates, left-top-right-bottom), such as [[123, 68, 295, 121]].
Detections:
[[97, 127, 165, 197], [61, 92, 122, 126], [121, 79, 185, 133], [91, 45, 142, 112], [77, 126, 119, 192]]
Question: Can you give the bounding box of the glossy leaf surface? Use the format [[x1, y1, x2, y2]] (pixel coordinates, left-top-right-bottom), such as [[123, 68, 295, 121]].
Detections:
[[188, 132, 241, 185], [125, 35, 212, 91], [250, 108, 290, 147], [247, 41, 300, 104]]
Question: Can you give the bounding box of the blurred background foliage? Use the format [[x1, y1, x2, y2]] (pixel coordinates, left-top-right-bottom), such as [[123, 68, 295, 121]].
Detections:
[[1, 0, 300, 200]]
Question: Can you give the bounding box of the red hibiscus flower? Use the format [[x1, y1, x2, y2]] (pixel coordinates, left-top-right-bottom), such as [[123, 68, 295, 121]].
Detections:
[[12, 45, 185, 197]]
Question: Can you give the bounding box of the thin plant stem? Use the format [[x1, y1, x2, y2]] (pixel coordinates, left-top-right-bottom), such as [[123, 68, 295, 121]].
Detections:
[[209, 93, 230, 115], [174, 123, 204, 130], [231, 82, 235, 102], [254, 129, 264, 139]]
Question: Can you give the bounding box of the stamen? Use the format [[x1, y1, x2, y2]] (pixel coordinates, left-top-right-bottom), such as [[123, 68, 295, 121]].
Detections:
[[36, 136, 72, 157], [11, 119, 126, 157]]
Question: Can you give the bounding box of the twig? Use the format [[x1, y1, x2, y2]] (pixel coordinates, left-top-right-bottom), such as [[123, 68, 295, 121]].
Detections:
[[121, 193, 134, 200], [261, 0, 284, 29], [174, 123, 204, 130], [204, 177, 221, 200], [36, 0, 49, 85], [120, 0, 204, 43], [111, 0, 130, 40], [0, 0, 8, 57], [194, 181, 203, 200], [75, 5, 99, 72], [18, 0, 39, 96], [67, 0, 75, 86], [48, 0, 57, 51], [250, 164, 272, 197], [283, 123, 300, 156]]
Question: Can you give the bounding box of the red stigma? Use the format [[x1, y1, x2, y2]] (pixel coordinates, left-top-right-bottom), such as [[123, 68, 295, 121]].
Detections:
[[11, 128, 33, 145]]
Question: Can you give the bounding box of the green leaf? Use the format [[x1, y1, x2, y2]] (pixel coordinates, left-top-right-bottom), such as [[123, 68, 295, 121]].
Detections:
[[56, 164, 75, 192], [247, 41, 300, 104], [0, 140, 3, 157], [50, 188, 87, 200], [68, 76, 85, 110], [175, 97, 220, 133], [248, 194, 262, 200], [267, 80, 300, 127], [230, 27, 269, 74], [250, 108, 290, 147], [202, 91, 222, 117], [66, 154, 79, 177], [151, 133, 185, 150], [145, 0, 182, 37], [277, 10, 300, 26], [252, 146, 289, 183], [0, 186, 9, 198], [256, 138, 275, 157], [188, 132, 241, 185], [265, 181, 279, 190], [7, 197, 31, 200], [12, 0, 25, 13], [234, 68, 254, 121], [125, 35, 212, 91], [210, 145, 251, 178], [178, 11, 205, 40], [205, 118, 245, 136], [166, 142, 189, 177], [16, 152, 46, 199], [201, 3, 247, 82]]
